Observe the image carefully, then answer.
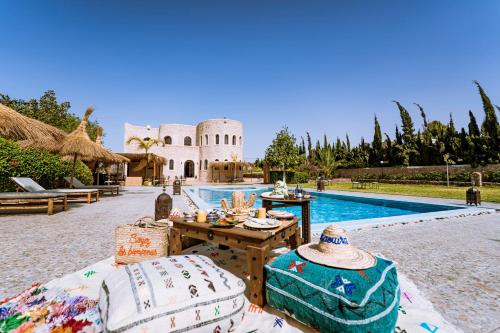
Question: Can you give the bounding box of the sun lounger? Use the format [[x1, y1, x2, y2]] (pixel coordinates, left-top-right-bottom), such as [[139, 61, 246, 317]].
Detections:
[[11, 177, 99, 204], [63, 177, 120, 195], [0, 192, 67, 215]]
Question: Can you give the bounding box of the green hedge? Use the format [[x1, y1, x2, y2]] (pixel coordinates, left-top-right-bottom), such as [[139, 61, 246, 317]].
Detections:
[[0, 138, 93, 191], [269, 171, 310, 184], [352, 170, 500, 183]]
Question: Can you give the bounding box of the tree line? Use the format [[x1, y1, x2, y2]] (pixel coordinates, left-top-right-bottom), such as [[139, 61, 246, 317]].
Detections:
[[262, 81, 499, 177], [0, 90, 100, 140]]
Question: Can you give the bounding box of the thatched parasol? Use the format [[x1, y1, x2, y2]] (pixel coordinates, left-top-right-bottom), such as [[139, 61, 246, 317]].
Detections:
[[59, 107, 114, 187], [95, 127, 130, 164], [0, 103, 66, 149]]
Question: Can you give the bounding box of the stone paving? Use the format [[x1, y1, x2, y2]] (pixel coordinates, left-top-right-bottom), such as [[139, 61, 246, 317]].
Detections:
[[0, 186, 189, 299], [0, 186, 499, 332]]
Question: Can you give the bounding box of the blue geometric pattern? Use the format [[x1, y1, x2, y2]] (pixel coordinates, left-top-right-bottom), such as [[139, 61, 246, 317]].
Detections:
[[330, 275, 356, 296]]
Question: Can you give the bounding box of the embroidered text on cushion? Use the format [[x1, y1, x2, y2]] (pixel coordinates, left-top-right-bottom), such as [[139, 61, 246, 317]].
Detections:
[[99, 255, 246, 333], [265, 250, 400, 333]]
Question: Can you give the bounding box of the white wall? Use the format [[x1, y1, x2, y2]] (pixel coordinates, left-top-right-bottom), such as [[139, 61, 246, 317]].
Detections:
[[124, 118, 243, 182]]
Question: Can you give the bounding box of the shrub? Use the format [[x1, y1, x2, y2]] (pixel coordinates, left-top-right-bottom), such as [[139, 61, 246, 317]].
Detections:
[[269, 170, 310, 184], [484, 170, 500, 183], [0, 138, 92, 191], [291, 171, 309, 184]]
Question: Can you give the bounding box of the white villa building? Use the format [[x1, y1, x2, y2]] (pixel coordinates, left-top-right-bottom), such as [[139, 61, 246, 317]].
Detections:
[[123, 118, 243, 182]]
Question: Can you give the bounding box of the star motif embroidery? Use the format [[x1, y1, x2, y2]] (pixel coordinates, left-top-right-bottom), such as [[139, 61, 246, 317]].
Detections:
[[331, 275, 356, 296], [287, 260, 306, 273]]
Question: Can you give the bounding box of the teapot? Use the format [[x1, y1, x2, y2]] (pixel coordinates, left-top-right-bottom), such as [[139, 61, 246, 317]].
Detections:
[[206, 210, 220, 223]]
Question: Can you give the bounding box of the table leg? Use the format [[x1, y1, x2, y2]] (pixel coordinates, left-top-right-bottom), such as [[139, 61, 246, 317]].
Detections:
[[262, 200, 272, 211], [302, 201, 311, 243], [47, 198, 54, 215], [169, 228, 182, 255], [289, 226, 301, 249], [247, 245, 269, 307]]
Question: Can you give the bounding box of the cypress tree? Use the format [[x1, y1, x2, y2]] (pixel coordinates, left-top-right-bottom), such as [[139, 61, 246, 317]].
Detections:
[[373, 116, 383, 153], [459, 128, 470, 164], [445, 113, 459, 161], [394, 101, 415, 145], [323, 134, 329, 152], [474, 81, 499, 162], [306, 132, 313, 161], [315, 139, 321, 162], [395, 125, 403, 145], [468, 110, 480, 137], [371, 115, 383, 165], [299, 137, 306, 155], [468, 110, 484, 166], [414, 103, 428, 129], [335, 137, 343, 161]]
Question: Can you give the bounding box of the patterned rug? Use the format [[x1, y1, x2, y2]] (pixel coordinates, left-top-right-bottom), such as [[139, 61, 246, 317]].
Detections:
[[1, 243, 461, 333]]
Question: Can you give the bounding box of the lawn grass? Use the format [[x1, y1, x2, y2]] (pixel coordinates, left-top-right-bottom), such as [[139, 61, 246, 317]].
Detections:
[[301, 182, 500, 203]]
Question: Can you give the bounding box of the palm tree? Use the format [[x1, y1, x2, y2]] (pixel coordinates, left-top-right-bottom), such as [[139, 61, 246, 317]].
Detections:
[[316, 148, 337, 179], [126, 136, 161, 181]]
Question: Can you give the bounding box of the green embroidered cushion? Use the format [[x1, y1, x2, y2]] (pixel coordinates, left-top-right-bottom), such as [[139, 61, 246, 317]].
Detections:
[[265, 250, 400, 333]]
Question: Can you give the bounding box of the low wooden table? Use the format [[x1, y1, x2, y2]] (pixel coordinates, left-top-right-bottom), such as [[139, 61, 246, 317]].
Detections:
[[170, 217, 300, 306], [261, 196, 316, 243]]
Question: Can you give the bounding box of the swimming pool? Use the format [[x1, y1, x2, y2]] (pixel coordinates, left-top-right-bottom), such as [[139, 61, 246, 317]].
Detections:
[[187, 186, 466, 226]]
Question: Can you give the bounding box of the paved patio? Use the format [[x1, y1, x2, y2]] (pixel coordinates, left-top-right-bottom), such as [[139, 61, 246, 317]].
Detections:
[[0, 186, 498, 332]]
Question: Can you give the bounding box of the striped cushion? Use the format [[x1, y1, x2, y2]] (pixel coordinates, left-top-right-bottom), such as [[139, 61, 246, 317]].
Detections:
[[99, 255, 246, 333], [265, 250, 400, 333]]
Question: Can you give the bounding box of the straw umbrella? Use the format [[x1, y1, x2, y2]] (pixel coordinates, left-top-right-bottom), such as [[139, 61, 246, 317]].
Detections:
[[93, 127, 130, 184], [59, 107, 113, 187], [95, 127, 130, 164], [0, 103, 66, 148]]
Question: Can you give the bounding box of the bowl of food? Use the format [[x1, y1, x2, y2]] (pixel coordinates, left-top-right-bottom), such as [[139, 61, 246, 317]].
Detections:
[[225, 208, 250, 222], [210, 217, 239, 228]]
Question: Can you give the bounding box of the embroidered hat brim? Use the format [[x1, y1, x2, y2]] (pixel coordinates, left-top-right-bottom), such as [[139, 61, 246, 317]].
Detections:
[[297, 243, 376, 270]]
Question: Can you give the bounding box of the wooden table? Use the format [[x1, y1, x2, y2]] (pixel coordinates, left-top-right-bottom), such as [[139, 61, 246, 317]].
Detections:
[[261, 196, 316, 244], [169, 217, 300, 306]]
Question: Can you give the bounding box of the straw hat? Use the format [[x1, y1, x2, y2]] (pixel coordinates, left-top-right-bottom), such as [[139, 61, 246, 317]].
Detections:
[[297, 225, 376, 269]]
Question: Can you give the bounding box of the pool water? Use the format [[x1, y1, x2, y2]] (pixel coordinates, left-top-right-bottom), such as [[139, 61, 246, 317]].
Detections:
[[196, 187, 463, 224]]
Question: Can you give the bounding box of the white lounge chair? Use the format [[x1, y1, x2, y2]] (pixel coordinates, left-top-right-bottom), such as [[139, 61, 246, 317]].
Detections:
[[64, 177, 120, 196], [11, 177, 99, 204]]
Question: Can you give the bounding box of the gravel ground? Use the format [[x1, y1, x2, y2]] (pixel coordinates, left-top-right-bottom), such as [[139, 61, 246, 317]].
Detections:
[[0, 187, 499, 332], [350, 213, 500, 333]]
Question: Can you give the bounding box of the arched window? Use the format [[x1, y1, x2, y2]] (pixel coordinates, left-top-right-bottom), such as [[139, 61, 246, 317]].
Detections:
[[205, 135, 208, 145], [224, 134, 229, 144], [239, 136, 242, 146], [232, 135, 236, 145], [215, 134, 220, 144], [143, 137, 151, 141], [169, 159, 174, 170], [204, 159, 208, 170], [224, 159, 228, 162], [184, 136, 192, 146], [199, 160, 202, 170], [200, 136, 203, 146], [164, 136, 172, 145], [215, 159, 219, 161]]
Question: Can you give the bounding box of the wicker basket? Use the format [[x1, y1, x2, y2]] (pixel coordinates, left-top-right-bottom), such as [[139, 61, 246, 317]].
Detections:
[[115, 217, 171, 264]]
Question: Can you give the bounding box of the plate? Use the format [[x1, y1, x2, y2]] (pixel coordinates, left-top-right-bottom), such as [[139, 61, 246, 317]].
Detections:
[[267, 210, 295, 219], [261, 191, 284, 199], [210, 218, 238, 228], [243, 218, 281, 230]]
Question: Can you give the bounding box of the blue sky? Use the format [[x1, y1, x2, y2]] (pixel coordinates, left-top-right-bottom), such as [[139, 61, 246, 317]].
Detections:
[[1, 1, 499, 161]]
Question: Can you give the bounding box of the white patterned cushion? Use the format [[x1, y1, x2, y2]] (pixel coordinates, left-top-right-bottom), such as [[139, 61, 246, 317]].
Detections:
[[99, 255, 246, 333]]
